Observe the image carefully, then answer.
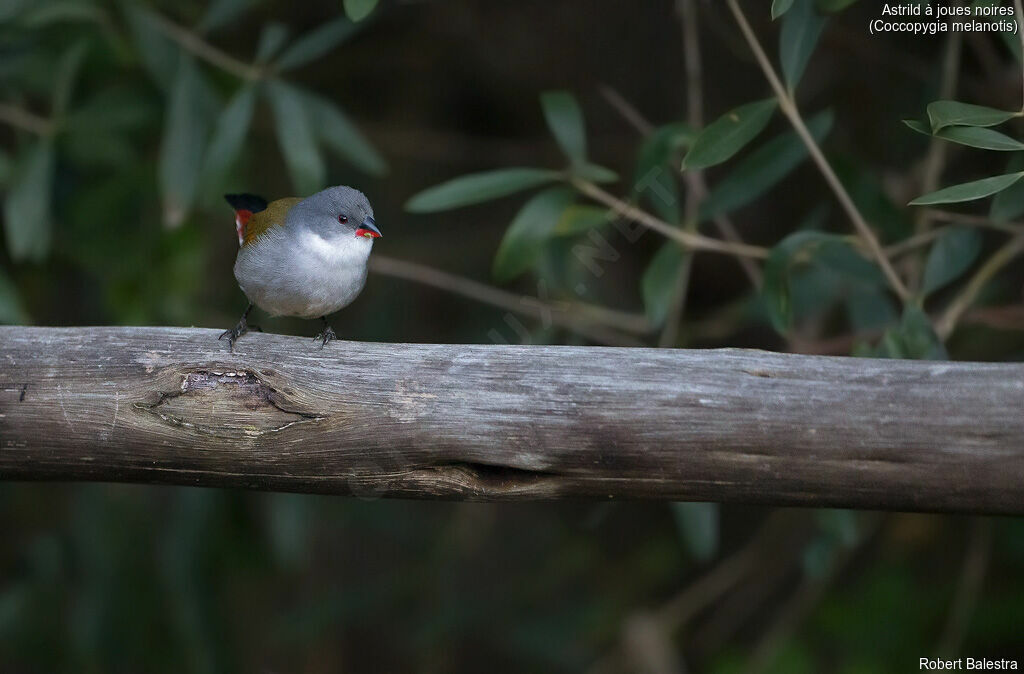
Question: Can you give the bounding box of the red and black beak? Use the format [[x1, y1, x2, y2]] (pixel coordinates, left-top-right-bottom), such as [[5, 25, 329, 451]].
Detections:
[[356, 216, 382, 239]]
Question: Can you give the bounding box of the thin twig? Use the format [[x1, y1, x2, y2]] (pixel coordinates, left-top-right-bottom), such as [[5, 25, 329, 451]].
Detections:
[[888, 216, 1024, 259], [938, 518, 994, 658], [658, 511, 795, 631], [677, 0, 762, 289], [660, 0, 706, 349], [679, 0, 703, 131], [885, 228, 947, 259], [725, 0, 910, 302], [746, 515, 882, 674], [908, 29, 963, 292], [936, 233, 1024, 339], [964, 304, 1024, 331], [923, 209, 1024, 235], [368, 255, 649, 346], [571, 178, 770, 259], [662, 0, 765, 346], [0, 103, 52, 136], [684, 177, 762, 285], [599, 85, 654, 136], [146, 12, 262, 80], [688, 520, 812, 659], [589, 512, 794, 674]]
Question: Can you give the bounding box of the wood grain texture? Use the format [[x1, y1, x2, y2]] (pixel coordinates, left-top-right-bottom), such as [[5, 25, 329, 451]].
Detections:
[[1, 326, 1022, 513]]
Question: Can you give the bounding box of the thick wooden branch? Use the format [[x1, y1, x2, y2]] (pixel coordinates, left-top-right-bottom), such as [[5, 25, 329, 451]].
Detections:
[[1, 327, 1022, 513]]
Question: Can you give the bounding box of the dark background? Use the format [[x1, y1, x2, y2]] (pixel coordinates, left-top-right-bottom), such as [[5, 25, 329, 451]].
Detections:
[[1, 0, 1023, 671]]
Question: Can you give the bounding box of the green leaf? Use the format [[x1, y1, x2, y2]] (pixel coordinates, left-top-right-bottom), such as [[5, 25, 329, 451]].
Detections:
[[902, 118, 929, 135], [780, 0, 826, 91], [763, 232, 830, 333], [845, 286, 898, 332], [671, 502, 719, 562], [642, 242, 689, 327], [927, 100, 1018, 133], [634, 123, 694, 190], [0, 267, 30, 324], [834, 157, 912, 241], [909, 172, 1024, 206], [802, 537, 839, 578], [700, 110, 833, 220], [877, 306, 947, 360], [990, 155, 1024, 222], [814, 238, 886, 286], [904, 118, 1024, 151], [940, 125, 1024, 151], [300, 89, 388, 176], [254, 22, 289, 63], [52, 40, 89, 117], [275, 16, 359, 71], [633, 122, 693, 225], [682, 98, 777, 170], [124, 7, 179, 89], [200, 85, 257, 187], [903, 306, 947, 360], [343, 0, 378, 22], [3, 142, 54, 261], [66, 86, 156, 133], [816, 509, 859, 546], [762, 231, 882, 333], [571, 162, 617, 183], [540, 91, 587, 166], [921, 227, 982, 297], [772, 0, 796, 19], [159, 56, 212, 228], [266, 80, 325, 195], [405, 168, 560, 212], [553, 205, 609, 236], [199, 0, 254, 33], [492, 187, 575, 282], [266, 493, 313, 570]]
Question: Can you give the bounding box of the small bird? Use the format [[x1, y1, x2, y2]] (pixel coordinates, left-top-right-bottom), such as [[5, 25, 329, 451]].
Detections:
[[221, 186, 381, 349]]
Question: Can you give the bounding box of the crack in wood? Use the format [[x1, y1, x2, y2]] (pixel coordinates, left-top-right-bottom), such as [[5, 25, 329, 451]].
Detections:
[[134, 368, 325, 437], [349, 461, 565, 499]]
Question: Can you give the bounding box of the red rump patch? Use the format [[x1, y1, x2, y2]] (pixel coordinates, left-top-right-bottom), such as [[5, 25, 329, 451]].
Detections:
[[234, 209, 253, 245]]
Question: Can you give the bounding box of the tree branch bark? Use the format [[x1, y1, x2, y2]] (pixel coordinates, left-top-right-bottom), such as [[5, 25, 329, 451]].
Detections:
[[1, 327, 1022, 513]]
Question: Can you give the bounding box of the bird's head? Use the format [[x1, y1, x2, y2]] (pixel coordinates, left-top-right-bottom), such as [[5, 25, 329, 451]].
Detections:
[[289, 185, 381, 242]]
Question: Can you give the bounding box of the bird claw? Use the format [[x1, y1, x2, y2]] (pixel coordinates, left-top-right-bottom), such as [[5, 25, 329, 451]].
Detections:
[[314, 325, 337, 349], [219, 320, 248, 351], [221, 304, 257, 351]]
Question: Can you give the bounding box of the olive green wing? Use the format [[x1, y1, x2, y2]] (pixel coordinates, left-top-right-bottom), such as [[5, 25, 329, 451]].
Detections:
[[242, 197, 303, 246]]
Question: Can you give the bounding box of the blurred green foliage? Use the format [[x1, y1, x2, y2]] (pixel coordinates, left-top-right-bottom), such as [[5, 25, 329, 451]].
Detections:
[[2, 0, 1024, 671]]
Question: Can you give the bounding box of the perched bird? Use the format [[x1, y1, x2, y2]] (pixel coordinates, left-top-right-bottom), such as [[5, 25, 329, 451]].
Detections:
[[221, 186, 381, 349]]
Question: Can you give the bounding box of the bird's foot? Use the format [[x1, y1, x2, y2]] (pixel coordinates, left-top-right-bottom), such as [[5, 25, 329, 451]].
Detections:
[[221, 303, 257, 351], [313, 325, 337, 349], [219, 319, 249, 351]]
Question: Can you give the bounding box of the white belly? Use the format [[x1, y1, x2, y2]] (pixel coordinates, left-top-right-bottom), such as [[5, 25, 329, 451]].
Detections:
[[233, 227, 373, 319]]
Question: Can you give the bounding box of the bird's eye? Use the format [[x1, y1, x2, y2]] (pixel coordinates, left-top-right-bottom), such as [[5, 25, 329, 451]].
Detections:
[[338, 214, 348, 224]]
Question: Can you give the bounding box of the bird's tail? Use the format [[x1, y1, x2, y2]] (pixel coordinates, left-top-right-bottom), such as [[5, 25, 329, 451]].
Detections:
[[224, 193, 268, 246]]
